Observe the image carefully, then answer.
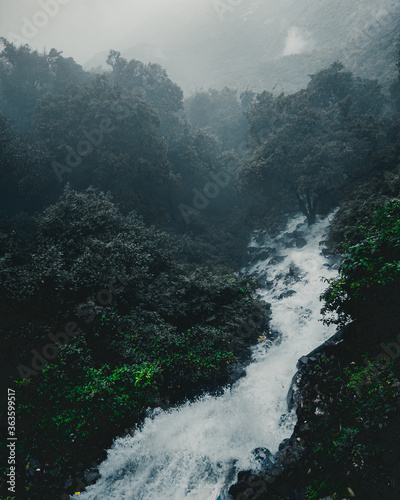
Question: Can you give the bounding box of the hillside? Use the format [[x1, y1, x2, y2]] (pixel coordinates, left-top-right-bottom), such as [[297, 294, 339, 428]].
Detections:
[[85, 0, 400, 94]]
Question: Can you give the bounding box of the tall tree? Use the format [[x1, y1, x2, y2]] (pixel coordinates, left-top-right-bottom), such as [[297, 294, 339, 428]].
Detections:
[[185, 87, 249, 152], [239, 64, 385, 223], [106, 50, 184, 136], [34, 76, 177, 221], [0, 38, 90, 131]]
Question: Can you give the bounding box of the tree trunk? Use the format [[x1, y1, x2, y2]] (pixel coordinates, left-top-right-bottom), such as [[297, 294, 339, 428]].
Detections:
[[293, 188, 318, 225]]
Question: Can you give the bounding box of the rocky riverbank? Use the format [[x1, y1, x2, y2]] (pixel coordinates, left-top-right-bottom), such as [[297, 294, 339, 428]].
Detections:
[[22, 302, 273, 500], [228, 317, 400, 500]]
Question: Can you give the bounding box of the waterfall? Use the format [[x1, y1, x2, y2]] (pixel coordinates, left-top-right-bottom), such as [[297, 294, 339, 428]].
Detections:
[[78, 213, 338, 500]]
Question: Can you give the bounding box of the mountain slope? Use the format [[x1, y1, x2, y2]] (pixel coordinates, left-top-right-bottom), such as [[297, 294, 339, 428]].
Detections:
[[84, 0, 400, 94]]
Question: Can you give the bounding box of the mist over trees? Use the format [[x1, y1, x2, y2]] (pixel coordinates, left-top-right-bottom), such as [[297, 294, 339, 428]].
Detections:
[[82, 0, 399, 95], [1, 39, 398, 229], [1, 17, 400, 497], [239, 63, 386, 224]]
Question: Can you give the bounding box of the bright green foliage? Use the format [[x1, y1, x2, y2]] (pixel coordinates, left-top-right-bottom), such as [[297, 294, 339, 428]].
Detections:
[[322, 199, 400, 325], [300, 353, 400, 500], [17, 341, 161, 458]]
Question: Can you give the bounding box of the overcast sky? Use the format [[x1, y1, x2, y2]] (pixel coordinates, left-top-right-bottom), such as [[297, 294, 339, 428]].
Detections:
[[0, 0, 216, 65]]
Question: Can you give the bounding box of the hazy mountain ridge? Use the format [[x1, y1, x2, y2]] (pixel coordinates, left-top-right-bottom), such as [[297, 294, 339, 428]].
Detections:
[[85, 0, 399, 94]]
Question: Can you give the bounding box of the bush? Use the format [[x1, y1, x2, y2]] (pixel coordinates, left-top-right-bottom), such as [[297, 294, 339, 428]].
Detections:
[[322, 199, 400, 325]]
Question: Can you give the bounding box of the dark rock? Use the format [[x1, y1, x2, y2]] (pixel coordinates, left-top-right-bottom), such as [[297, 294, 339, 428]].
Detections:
[[238, 470, 252, 482], [287, 385, 295, 410], [252, 447, 273, 463], [295, 237, 307, 248], [287, 373, 301, 410], [256, 250, 269, 261], [282, 232, 296, 248], [270, 464, 285, 477], [278, 439, 291, 451], [299, 422, 311, 432], [269, 255, 286, 265], [63, 478, 74, 489], [229, 364, 246, 381], [321, 247, 332, 257], [252, 447, 280, 474], [248, 268, 267, 280], [84, 469, 100, 484], [288, 263, 302, 279], [249, 247, 276, 263], [279, 290, 296, 300], [297, 356, 309, 368]]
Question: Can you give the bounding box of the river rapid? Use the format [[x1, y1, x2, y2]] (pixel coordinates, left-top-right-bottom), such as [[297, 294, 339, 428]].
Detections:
[[78, 213, 338, 500]]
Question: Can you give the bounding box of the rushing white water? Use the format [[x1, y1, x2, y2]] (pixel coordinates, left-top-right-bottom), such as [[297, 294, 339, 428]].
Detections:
[[78, 213, 338, 500]]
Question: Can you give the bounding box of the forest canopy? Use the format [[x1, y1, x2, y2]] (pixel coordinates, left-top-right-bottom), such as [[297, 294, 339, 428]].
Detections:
[[1, 34, 400, 498]]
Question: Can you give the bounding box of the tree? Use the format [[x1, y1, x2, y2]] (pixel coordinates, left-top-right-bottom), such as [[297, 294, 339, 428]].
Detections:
[[321, 199, 400, 326], [0, 112, 50, 212], [34, 76, 177, 220], [307, 62, 385, 117], [185, 87, 249, 152], [106, 50, 184, 136], [389, 47, 400, 113], [239, 65, 385, 223], [0, 38, 90, 131]]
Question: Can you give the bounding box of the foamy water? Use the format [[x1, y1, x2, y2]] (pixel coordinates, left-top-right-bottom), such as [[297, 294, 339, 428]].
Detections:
[[78, 213, 338, 500]]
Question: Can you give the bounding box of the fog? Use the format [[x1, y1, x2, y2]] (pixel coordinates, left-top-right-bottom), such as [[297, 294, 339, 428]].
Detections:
[[282, 27, 313, 56], [0, 0, 398, 94], [0, 0, 215, 62], [1, 1, 400, 499]]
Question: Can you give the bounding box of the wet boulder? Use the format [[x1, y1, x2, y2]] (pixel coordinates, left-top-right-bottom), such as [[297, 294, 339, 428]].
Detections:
[[278, 290, 296, 300], [269, 255, 286, 266], [84, 469, 100, 485], [295, 237, 307, 248], [297, 355, 310, 369]]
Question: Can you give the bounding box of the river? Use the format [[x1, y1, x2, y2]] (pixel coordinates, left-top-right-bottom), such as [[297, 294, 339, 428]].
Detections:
[[78, 212, 338, 500]]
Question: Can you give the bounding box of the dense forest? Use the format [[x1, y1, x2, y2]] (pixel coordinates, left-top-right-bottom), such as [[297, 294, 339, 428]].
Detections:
[[0, 14, 400, 498]]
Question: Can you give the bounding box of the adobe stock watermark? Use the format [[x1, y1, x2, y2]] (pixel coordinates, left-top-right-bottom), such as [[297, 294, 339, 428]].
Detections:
[[6, 388, 17, 497], [6, 0, 71, 47], [52, 105, 129, 183], [17, 272, 130, 381], [213, 0, 244, 22]]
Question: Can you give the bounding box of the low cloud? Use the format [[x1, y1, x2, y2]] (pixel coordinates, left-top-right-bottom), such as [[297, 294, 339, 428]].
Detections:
[[282, 26, 313, 57]]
